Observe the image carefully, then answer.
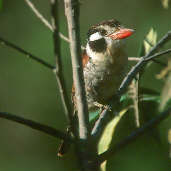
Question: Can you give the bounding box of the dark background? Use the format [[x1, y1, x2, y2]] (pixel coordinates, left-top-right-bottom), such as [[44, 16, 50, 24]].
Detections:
[[0, 0, 171, 170]]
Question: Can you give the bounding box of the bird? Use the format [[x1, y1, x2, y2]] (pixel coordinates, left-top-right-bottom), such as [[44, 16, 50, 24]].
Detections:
[[58, 19, 134, 156], [73, 19, 134, 111]]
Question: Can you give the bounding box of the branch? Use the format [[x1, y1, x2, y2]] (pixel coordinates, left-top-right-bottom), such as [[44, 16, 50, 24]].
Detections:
[[50, 0, 72, 125], [64, 1, 98, 170], [128, 57, 140, 61], [0, 111, 73, 141], [24, 0, 85, 50], [98, 107, 171, 163], [24, 0, 70, 43], [118, 31, 171, 96], [91, 107, 111, 137], [128, 57, 167, 67], [147, 30, 171, 55], [0, 36, 54, 70], [144, 48, 171, 62], [64, 0, 90, 140]]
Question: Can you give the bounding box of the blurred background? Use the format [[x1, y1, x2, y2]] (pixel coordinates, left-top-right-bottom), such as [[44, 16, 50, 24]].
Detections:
[[0, 0, 171, 170]]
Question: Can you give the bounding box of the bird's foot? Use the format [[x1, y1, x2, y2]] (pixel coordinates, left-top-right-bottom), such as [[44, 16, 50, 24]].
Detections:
[[93, 102, 111, 112]]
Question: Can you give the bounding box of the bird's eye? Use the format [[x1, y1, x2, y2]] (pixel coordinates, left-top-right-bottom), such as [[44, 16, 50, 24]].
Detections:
[[100, 29, 107, 36]]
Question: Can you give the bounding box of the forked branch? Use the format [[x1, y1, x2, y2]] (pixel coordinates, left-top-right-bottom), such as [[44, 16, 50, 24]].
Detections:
[[50, 0, 72, 125], [24, 0, 70, 43]]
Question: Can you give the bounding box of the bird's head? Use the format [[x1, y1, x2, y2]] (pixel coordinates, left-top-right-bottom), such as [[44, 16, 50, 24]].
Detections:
[[86, 19, 134, 60]]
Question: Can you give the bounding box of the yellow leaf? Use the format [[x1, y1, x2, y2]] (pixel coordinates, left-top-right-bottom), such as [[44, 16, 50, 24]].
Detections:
[[144, 28, 157, 54], [98, 108, 128, 171], [161, 0, 170, 9]]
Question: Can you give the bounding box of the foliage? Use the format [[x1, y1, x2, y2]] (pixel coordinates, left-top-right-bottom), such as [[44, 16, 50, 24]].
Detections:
[[161, 0, 170, 9]]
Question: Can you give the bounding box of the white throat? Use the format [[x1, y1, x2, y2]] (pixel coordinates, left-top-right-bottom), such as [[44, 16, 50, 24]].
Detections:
[[86, 38, 125, 63], [89, 32, 103, 41]]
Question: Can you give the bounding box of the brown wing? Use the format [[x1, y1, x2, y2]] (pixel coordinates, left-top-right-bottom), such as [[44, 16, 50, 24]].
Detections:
[[71, 50, 89, 106], [82, 50, 90, 68]]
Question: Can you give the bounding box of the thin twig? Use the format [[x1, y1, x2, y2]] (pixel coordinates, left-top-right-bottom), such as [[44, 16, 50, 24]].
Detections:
[[0, 111, 73, 141], [91, 107, 111, 137], [98, 107, 171, 163], [128, 57, 140, 61], [24, 0, 70, 43], [0, 36, 54, 70], [118, 31, 171, 96], [145, 48, 171, 61], [147, 31, 171, 55], [128, 57, 167, 67], [24, 0, 85, 50], [50, 0, 72, 125]]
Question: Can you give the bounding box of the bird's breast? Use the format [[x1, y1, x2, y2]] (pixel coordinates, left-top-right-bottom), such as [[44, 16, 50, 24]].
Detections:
[[84, 50, 128, 110]]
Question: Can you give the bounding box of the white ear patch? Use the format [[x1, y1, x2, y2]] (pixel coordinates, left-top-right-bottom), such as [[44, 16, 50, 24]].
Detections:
[[89, 32, 103, 41]]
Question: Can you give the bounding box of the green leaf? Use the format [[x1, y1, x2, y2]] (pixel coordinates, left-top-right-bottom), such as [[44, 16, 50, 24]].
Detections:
[[120, 93, 129, 102], [89, 110, 100, 122], [140, 94, 161, 103], [161, 0, 170, 9], [98, 108, 128, 170]]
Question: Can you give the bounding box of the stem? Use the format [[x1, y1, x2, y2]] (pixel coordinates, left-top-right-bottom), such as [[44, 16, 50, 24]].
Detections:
[[50, 0, 72, 125], [64, 0, 89, 140]]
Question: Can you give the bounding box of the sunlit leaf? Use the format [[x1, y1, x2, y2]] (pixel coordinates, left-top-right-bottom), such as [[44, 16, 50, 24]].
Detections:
[[89, 110, 100, 122], [120, 93, 129, 102], [98, 108, 128, 171], [144, 28, 157, 54], [161, 0, 170, 9]]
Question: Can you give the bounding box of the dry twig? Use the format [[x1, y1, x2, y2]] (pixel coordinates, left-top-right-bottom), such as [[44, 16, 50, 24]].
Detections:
[[0, 112, 72, 141], [50, 0, 72, 124], [24, 0, 85, 50], [0, 36, 54, 70], [118, 31, 171, 95], [24, 0, 70, 43]]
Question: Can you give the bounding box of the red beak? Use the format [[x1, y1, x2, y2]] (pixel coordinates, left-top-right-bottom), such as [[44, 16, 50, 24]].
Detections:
[[108, 28, 134, 40]]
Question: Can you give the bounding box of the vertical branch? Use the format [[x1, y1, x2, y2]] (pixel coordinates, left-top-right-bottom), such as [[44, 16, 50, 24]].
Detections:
[[24, 0, 70, 43], [50, 0, 72, 124], [64, 0, 90, 140], [64, 0, 97, 170]]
